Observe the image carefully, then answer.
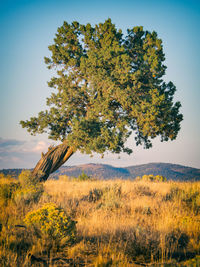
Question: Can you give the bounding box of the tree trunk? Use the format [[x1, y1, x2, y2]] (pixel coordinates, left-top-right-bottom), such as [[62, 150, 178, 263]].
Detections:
[[32, 142, 74, 182]]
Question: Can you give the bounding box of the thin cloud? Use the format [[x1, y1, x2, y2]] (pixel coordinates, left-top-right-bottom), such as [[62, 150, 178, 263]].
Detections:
[[31, 141, 49, 153], [0, 138, 25, 148], [0, 137, 54, 169]]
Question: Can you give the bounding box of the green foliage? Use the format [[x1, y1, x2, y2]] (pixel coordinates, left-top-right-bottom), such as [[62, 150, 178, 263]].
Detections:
[[18, 170, 36, 187], [85, 188, 103, 202], [77, 171, 91, 181], [137, 174, 167, 182], [14, 170, 44, 205], [182, 255, 200, 266], [0, 177, 19, 205], [82, 184, 122, 210], [14, 185, 44, 205], [24, 203, 76, 243], [0, 173, 12, 180], [0, 183, 18, 202], [20, 18, 182, 156], [99, 184, 122, 210]]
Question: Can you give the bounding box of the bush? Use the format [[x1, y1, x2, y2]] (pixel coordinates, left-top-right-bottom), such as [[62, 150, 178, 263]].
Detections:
[[98, 184, 122, 210], [137, 174, 167, 182], [0, 173, 13, 180], [82, 188, 103, 202], [77, 171, 91, 181], [14, 170, 44, 206], [18, 170, 40, 187], [166, 185, 200, 214], [24, 203, 76, 244], [0, 180, 19, 205], [14, 184, 44, 205]]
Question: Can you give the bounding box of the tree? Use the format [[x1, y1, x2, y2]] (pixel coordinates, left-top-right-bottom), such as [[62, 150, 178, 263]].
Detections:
[[20, 19, 183, 182]]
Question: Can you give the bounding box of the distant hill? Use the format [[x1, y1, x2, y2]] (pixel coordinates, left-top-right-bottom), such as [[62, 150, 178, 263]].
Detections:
[[54, 163, 130, 180], [49, 162, 200, 181], [126, 163, 200, 181], [1, 163, 200, 181], [0, 168, 23, 178]]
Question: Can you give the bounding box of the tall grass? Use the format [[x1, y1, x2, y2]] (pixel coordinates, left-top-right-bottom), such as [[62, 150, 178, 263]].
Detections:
[[0, 172, 200, 266], [44, 179, 200, 265]]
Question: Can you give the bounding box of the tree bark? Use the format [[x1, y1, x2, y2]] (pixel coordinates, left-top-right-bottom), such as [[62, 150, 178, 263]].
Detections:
[[32, 143, 74, 182]]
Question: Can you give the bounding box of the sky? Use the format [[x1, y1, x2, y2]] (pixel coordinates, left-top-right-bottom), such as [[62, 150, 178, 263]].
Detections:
[[0, 0, 200, 169]]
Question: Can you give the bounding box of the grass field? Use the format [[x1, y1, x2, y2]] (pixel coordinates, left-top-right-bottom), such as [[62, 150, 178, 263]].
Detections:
[[0, 172, 200, 266]]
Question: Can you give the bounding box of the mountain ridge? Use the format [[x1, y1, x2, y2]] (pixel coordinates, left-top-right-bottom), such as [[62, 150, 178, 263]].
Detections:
[[1, 162, 200, 181], [55, 162, 200, 181]]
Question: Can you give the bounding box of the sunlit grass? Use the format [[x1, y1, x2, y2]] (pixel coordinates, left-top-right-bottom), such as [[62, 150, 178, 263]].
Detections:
[[44, 179, 200, 264], [1, 172, 200, 266]]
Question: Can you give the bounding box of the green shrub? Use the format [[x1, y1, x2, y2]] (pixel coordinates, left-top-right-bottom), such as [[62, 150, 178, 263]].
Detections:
[[0, 173, 13, 180], [76, 171, 91, 181], [14, 184, 44, 205], [98, 184, 122, 210], [24, 203, 76, 244], [82, 185, 122, 210], [82, 188, 103, 202], [138, 174, 167, 182], [14, 170, 44, 206], [18, 170, 39, 187], [0, 181, 19, 205], [182, 255, 200, 266], [134, 185, 153, 196]]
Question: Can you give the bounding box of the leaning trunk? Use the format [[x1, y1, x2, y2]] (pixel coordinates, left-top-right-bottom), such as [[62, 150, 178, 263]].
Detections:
[[32, 142, 73, 182]]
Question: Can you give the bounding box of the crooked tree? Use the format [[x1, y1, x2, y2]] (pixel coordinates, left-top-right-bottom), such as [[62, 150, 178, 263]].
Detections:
[[20, 19, 183, 182]]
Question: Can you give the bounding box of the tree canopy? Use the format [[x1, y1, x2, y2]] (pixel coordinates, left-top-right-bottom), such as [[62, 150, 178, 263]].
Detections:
[[20, 19, 183, 156]]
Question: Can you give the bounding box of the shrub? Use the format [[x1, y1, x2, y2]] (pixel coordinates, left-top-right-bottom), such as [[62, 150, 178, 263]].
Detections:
[[134, 185, 153, 196], [0, 180, 19, 205], [14, 170, 44, 206], [98, 184, 122, 210], [81, 188, 103, 203], [183, 255, 200, 266], [77, 171, 91, 181], [87, 188, 103, 202], [18, 170, 40, 187], [166, 185, 200, 214], [165, 229, 189, 252], [14, 184, 44, 205], [0, 173, 13, 180], [138, 174, 167, 182], [24, 203, 76, 244]]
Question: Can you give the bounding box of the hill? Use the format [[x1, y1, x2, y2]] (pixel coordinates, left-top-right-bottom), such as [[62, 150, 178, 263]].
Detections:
[[0, 168, 23, 178], [126, 163, 200, 181], [1, 163, 200, 181], [51, 162, 200, 181]]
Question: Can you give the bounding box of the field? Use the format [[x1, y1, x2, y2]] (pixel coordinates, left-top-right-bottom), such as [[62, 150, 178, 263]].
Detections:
[[0, 172, 200, 266]]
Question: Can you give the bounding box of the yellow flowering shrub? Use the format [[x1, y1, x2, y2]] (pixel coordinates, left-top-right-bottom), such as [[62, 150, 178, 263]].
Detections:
[[24, 203, 76, 243], [137, 174, 167, 182], [18, 170, 35, 187]]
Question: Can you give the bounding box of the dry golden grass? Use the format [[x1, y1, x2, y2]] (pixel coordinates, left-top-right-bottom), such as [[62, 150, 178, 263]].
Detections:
[[1, 175, 200, 266], [43, 179, 200, 265]]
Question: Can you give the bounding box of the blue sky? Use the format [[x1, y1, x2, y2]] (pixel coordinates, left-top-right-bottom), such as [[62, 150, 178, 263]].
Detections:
[[0, 0, 200, 169]]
